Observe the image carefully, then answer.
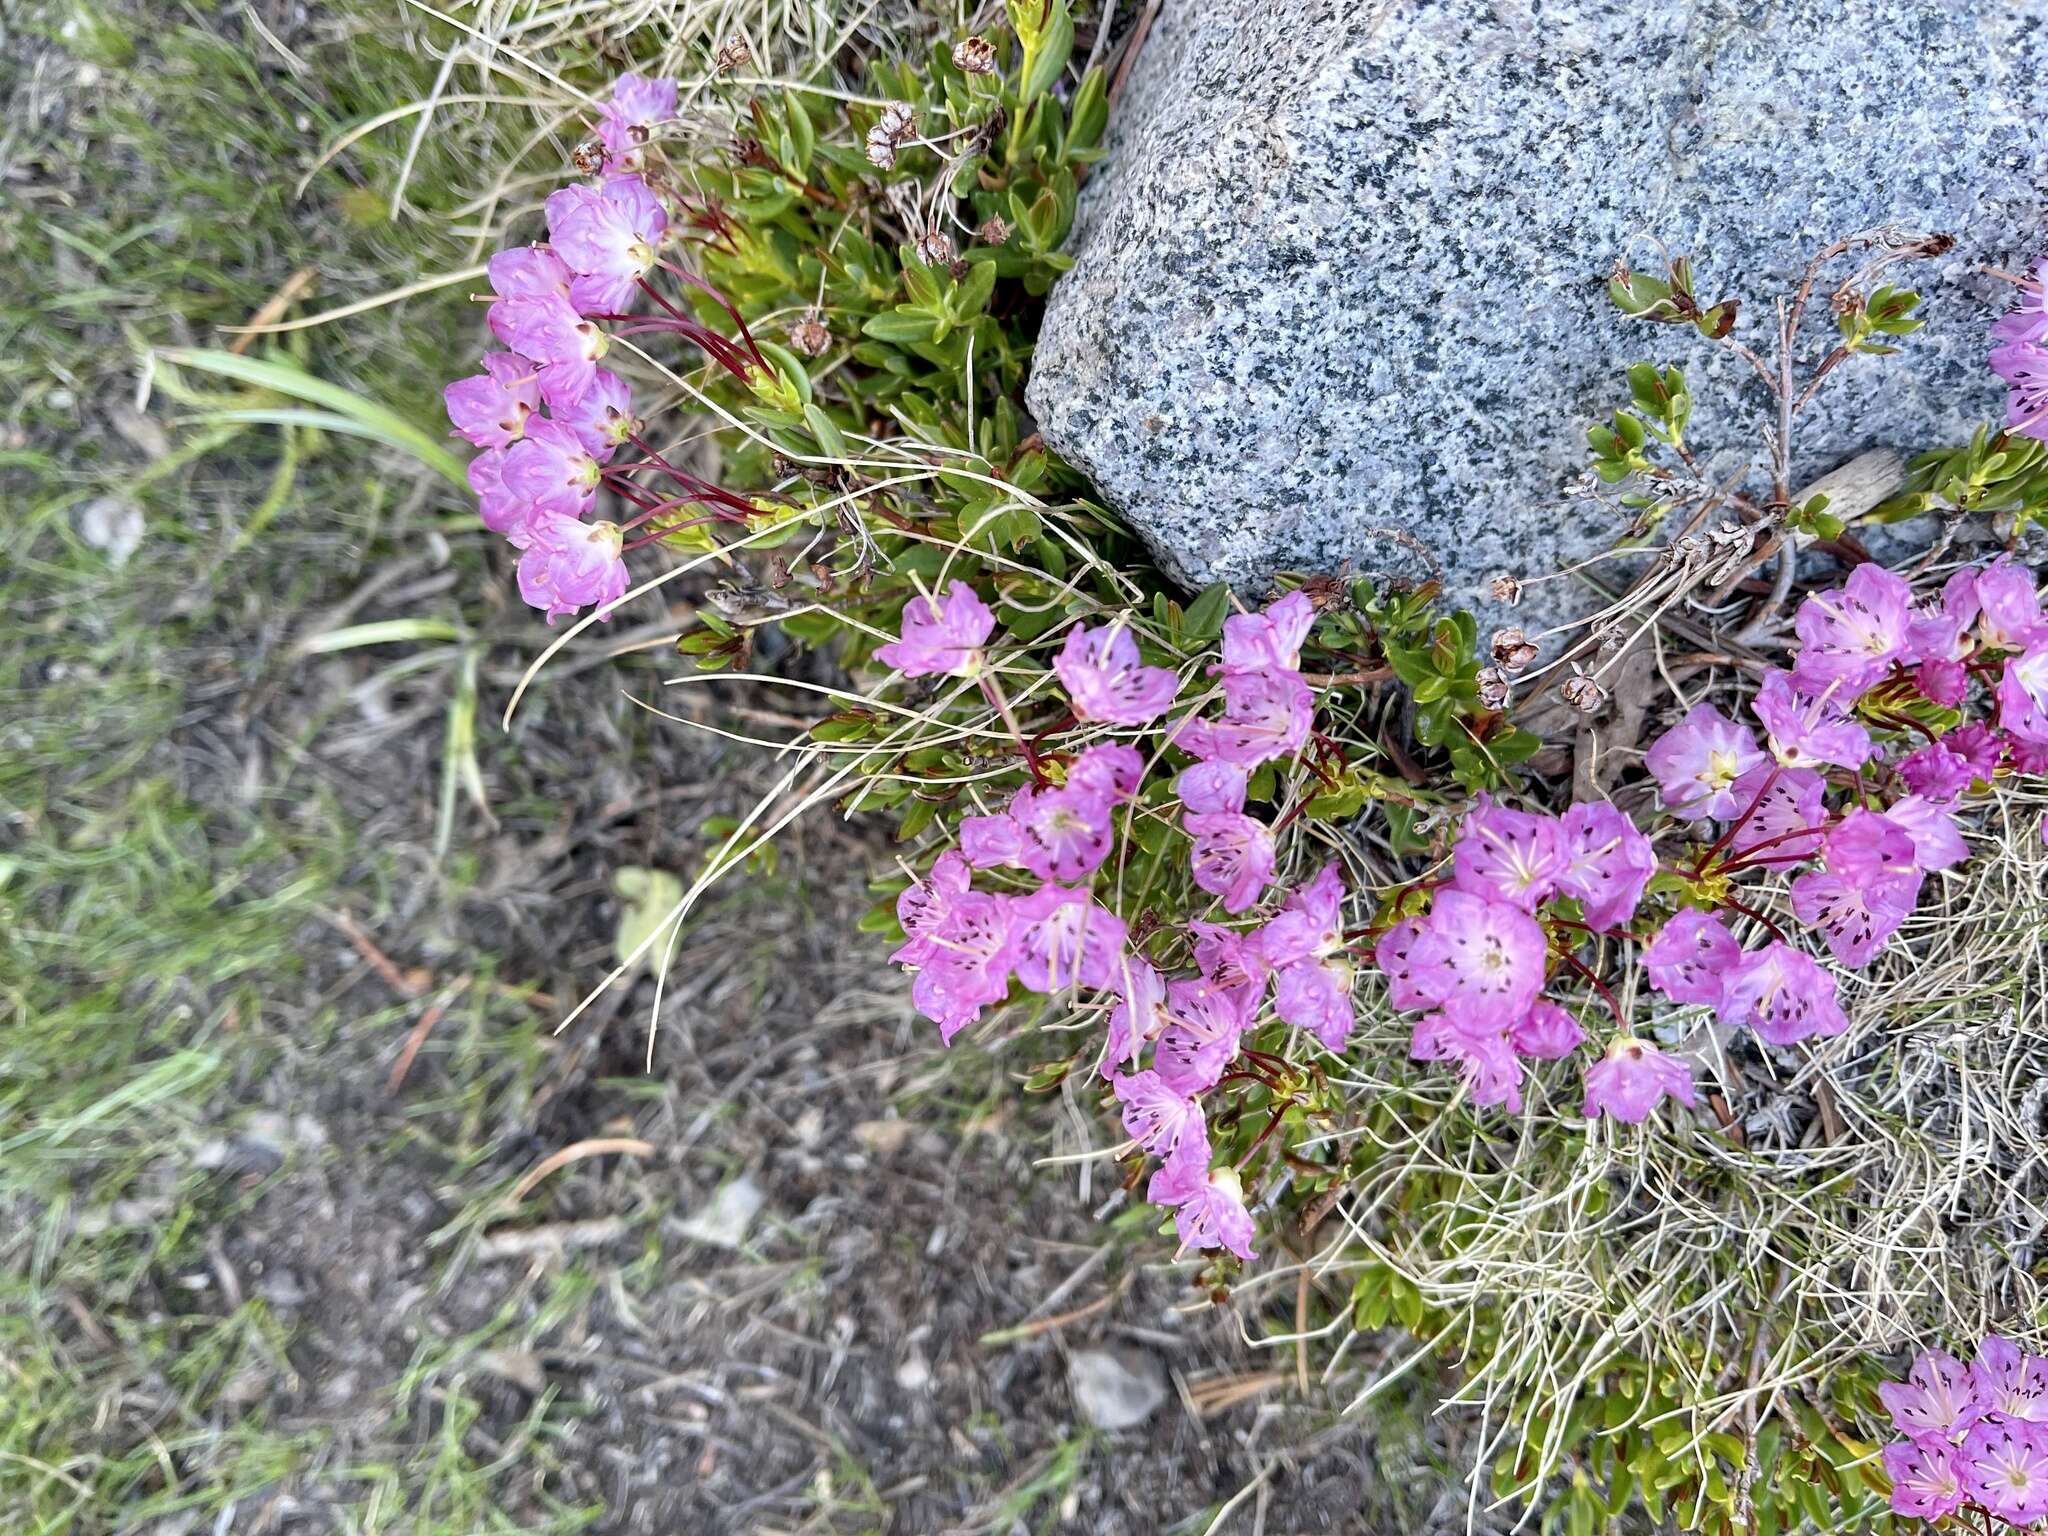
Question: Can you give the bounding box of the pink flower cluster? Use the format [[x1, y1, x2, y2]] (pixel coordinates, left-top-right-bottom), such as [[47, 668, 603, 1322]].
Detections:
[[1373, 796, 1674, 1120], [444, 76, 697, 624], [887, 592, 1365, 1264], [1879, 1337, 2048, 1525], [1169, 594, 1318, 913]]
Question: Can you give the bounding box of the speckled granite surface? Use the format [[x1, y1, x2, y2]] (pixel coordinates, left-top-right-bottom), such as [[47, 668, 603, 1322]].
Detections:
[[1027, 0, 2048, 614]]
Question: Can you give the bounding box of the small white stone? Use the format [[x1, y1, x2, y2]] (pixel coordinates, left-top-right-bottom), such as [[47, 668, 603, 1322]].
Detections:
[[679, 1175, 764, 1250], [1068, 1347, 1167, 1430]]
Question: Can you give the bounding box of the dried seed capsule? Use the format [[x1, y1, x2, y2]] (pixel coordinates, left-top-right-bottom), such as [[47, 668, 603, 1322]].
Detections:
[[976, 214, 1012, 247], [952, 35, 997, 74], [914, 227, 956, 266], [1475, 667, 1512, 711], [1490, 573, 1523, 606], [787, 310, 830, 358], [1490, 627, 1539, 671], [865, 102, 916, 169], [1561, 672, 1608, 712]]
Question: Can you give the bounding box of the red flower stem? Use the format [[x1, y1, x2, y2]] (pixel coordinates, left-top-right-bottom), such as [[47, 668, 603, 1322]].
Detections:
[[979, 673, 1048, 787], [1235, 1102, 1291, 1171], [1558, 952, 1626, 1027], [1692, 763, 1782, 876], [1719, 895, 1789, 946]]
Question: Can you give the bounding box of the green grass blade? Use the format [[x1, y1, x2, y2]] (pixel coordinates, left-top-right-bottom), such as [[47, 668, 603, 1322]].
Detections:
[[296, 618, 464, 654], [154, 347, 469, 488]]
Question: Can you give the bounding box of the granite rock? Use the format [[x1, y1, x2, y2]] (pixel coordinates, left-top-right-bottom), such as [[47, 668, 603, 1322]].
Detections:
[[1027, 0, 2048, 618]]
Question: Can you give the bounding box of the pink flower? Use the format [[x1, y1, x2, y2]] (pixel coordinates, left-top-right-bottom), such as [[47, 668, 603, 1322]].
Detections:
[[1750, 669, 1872, 770], [1992, 341, 2048, 443], [1718, 941, 1849, 1043], [891, 850, 973, 968], [1220, 590, 1316, 673], [1999, 640, 2048, 745], [1052, 622, 1180, 724], [1917, 658, 1970, 707], [1791, 563, 1914, 695], [1644, 704, 1766, 821], [1556, 801, 1656, 931], [1407, 889, 1547, 1026], [1972, 1336, 2048, 1424], [594, 71, 677, 169], [487, 290, 607, 408], [488, 245, 572, 300], [1273, 959, 1355, 1051], [1012, 885, 1126, 993], [876, 580, 994, 677], [1884, 796, 1969, 872], [1974, 557, 2047, 651], [1187, 798, 1277, 921], [1897, 741, 1980, 804], [1010, 783, 1116, 884], [1991, 259, 2048, 346], [1147, 1128, 1256, 1262], [1374, 917, 1436, 1012], [958, 811, 1023, 869], [1509, 999, 1586, 1060], [2012, 735, 2048, 777], [1905, 568, 1979, 665], [1176, 761, 1248, 814], [1790, 867, 1919, 968], [1113, 1069, 1201, 1155], [1173, 668, 1314, 766], [501, 417, 602, 518], [550, 368, 636, 461], [907, 890, 1016, 1042], [1250, 871, 1355, 1047], [1450, 796, 1565, 911], [1958, 1419, 2048, 1524], [1068, 742, 1145, 802], [1582, 1037, 1697, 1124], [1102, 957, 1167, 1076], [1948, 721, 2007, 778], [468, 448, 544, 547], [1191, 922, 1271, 994], [1881, 1349, 1982, 1440], [1726, 765, 1827, 866], [1825, 808, 1922, 886], [444, 352, 540, 449], [1881, 1436, 1968, 1521], [1642, 909, 1741, 1009], [1155, 979, 1253, 1095], [515, 514, 630, 623], [1254, 863, 1345, 968], [1412, 1013, 1523, 1110], [546, 174, 669, 316], [1793, 810, 1923, 968]]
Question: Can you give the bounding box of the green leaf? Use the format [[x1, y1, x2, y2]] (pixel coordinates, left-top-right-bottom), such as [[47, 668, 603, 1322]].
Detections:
[[1181, 581, 1231, 644], [612, 866, 685, 973], [861, 308, 942, 344]]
